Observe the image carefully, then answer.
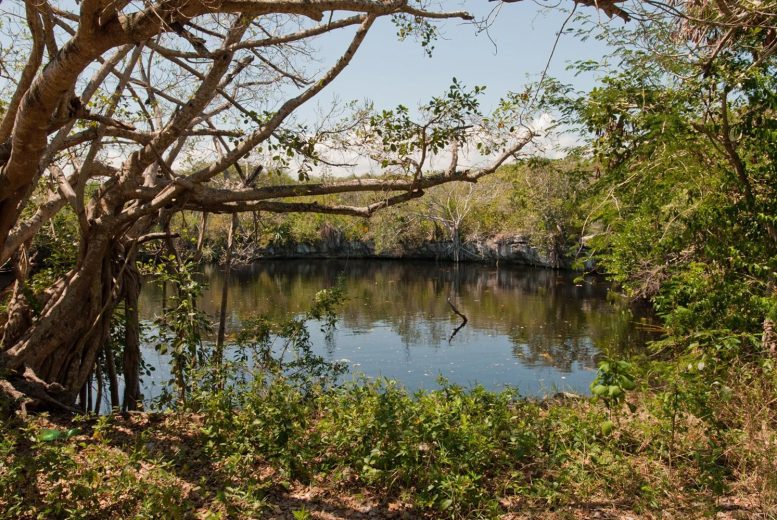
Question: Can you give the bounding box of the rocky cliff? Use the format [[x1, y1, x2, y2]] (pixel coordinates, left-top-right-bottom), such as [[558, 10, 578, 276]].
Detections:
[[247, 234, 571, 269]]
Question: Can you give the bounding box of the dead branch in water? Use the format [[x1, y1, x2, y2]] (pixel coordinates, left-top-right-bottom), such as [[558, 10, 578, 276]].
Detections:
[[447, 297, 468, 343]]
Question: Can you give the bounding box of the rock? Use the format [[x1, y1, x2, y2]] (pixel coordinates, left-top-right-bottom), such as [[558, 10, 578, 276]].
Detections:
[[243, 234, 577, 269]]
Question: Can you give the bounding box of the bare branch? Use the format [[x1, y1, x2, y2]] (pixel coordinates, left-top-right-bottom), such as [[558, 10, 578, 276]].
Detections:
[[0, 0, 46, 142]]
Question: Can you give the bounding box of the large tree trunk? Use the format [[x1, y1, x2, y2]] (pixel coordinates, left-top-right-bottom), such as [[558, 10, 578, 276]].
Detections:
[[0, 231, 127, 409]]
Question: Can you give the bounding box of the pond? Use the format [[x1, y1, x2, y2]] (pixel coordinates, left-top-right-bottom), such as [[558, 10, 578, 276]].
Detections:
[[138, 259, 658, 398]]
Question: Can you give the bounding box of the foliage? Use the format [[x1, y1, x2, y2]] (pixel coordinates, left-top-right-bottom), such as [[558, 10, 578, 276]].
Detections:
[[503, 157, 590, 264], [558, 10, 777, 337], [3, 362, 776, 518], [2, 1, 777, 518], [590, 358, 636, 411], [177, 161, 588, 264], [23, 206, 81, 303], [365, 79, 485, 171], [218, 280, 348, 395], [142, 258, 212, 407], [548, 6, 777, 502]]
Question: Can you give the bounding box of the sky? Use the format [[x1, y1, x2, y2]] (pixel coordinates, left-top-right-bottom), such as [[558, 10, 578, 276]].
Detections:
[[289, 1, 623, 173], [297, 0, 620, 120]]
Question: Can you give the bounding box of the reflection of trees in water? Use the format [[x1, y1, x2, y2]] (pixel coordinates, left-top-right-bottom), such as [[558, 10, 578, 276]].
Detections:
[[138, 260, 657, 371], [511, 337, 597, 373]]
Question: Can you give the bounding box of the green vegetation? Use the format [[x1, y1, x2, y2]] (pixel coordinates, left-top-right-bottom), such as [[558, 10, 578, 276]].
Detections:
[[1, 1, 776, 518], [165, 158, 589, 268], [2, 360, 775, 518]]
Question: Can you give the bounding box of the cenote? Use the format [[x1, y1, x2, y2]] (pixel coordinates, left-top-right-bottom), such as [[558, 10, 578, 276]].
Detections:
[[138, 259, 657, 399]]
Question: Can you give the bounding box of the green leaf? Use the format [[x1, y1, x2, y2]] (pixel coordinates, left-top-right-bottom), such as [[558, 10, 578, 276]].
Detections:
[[600, 420, 615, 436]]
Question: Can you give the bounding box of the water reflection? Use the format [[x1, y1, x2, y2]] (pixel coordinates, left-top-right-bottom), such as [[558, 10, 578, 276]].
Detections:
[[139, 260, 657, 395]]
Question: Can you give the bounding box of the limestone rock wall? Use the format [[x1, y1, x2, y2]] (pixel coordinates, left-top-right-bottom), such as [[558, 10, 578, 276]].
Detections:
[[249, 235, 570, 269]]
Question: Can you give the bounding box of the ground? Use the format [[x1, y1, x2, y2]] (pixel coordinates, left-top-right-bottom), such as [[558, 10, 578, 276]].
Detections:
[[1, 405, 769, 520]]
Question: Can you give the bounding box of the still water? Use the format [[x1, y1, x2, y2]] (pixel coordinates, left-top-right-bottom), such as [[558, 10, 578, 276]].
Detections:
[[139, 259, 656, 397]]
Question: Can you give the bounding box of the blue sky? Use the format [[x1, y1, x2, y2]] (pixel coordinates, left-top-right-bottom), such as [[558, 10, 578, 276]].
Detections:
[[302, 1, 618, 117]]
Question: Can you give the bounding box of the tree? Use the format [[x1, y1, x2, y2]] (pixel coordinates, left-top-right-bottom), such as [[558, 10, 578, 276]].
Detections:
[[0, 0, 635, 411], [553, 0, 776, 338], [506, 158, 585, 268]]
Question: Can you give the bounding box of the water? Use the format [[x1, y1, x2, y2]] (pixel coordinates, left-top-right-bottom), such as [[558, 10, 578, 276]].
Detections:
[[138, 259, 657, 397]]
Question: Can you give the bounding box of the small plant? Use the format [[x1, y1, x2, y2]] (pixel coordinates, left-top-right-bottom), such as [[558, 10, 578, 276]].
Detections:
[[591, 359, 636, 407], [591, 359, 636, 434], [37, 427, 80, 443], [292, 508, 312, 520]]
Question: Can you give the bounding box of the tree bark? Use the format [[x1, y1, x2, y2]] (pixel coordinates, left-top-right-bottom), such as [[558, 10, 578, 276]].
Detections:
[[196, 212, 208, 253], [122, 263, 143, 411], [79, 379, 88, 413], [0, 232, 126, 407], [88, 372, 95, 413], [104, 343, 120, 410]]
